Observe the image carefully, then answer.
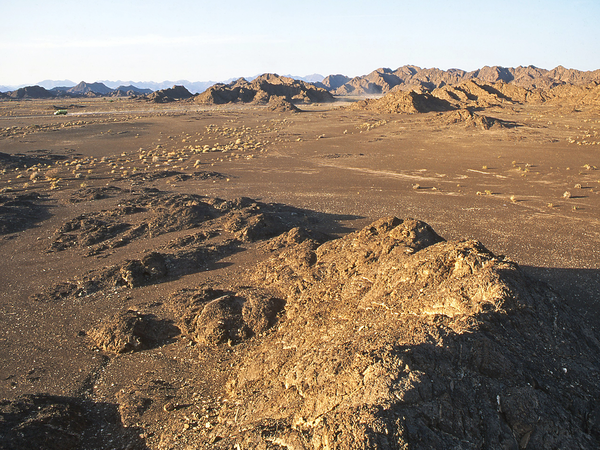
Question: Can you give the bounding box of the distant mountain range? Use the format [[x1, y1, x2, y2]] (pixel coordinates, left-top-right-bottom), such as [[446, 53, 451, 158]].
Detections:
[[0, 82, 154, 99], [2, 67, 599, 99], [0, 74, 325, 95], [318, 65, 600, 95], [98, 80, 216, 94], [36, 79, 77, 89]]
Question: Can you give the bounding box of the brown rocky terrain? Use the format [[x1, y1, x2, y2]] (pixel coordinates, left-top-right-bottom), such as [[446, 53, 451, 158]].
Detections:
[[0, 81, 599, 449], [112, 86, 153, 97], [320, 74, 351, 91], [208, 218, 600, 449], [350, 79, 600, 130], [145, 86, 194, 103], [330, 65, 600, 96], [195, 74, 334, 107], [4, 86, 56, 99], [67, 82, 114, 97], [4, 66, 598, 104], [348, 90, 452, 114]]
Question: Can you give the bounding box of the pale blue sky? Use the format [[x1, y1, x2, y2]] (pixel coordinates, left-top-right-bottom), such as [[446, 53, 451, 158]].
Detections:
[[1, 0, 598, 85]]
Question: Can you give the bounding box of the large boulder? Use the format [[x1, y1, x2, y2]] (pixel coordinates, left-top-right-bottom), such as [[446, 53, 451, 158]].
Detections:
[[205, 217, 600, 449]]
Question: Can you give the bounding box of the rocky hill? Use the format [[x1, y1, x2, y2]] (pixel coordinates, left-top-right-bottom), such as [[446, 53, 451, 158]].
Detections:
[[144, 85, 194, 103], [351, 79, 600, 114], [112, 85, 153, 96], [98, 80, 216, 94], [349, 90, 453, 114], [67, 81, 113, 96], [5, 86, 57, 99], [330, 65, 600, 96], [349, 79, 600, 132], [195, 74, 334, 107], [1, 82, 161, 99], [320, 74, 351, 90], [539, 81, 600, 107], [4, 66, 599, 104], [205, 217, 600, 449], [5, 204, 600, 448]]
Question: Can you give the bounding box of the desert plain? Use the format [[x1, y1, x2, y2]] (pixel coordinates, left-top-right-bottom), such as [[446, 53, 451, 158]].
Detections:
[[1, 82, 600, 449]]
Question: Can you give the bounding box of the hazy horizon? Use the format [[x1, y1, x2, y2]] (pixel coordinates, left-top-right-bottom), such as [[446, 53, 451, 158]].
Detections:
[[1, 0, 599, 86]]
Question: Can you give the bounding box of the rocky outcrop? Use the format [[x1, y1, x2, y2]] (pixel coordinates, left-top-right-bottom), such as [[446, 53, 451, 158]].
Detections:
[[111, 85, 153, 97], [67, 81, 113, 96], [320, 74, 352, 90], [350, 79, 600, 116], [208, 217, 600, 449], [330, 65, 600, 96], [195, 74, 334, 106], [145, 85, 194, 103], [6, 85, 55, 99], [348, 90, 454, 114]]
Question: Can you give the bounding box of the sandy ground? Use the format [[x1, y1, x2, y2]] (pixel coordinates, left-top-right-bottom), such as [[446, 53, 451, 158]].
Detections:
[[0, 97, 599, 448]]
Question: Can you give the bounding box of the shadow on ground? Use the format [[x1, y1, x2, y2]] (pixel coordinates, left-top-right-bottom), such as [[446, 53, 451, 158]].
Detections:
[[0, 393, 147, 450], [522, 266, 600, 324]]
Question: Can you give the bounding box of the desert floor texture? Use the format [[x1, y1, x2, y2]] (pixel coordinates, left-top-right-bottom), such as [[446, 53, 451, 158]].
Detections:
[[1, 96, 599, 449]]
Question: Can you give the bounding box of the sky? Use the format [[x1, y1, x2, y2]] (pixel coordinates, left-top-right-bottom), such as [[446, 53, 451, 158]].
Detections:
[[1, 0, 599, 86]]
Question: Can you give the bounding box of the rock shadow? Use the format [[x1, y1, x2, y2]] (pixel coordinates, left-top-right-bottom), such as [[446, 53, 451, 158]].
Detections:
[[0, 394, 148, 450], [31, 196, 363, 303], [521, 266, 600, 323], [0, 151, 68, 171], [0, 191, 53, 236], [210, 218, 600, 449]]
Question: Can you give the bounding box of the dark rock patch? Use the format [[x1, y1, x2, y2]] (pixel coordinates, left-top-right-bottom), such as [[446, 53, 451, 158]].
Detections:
[[0, 151, 68, 171], [30, 252, 168, 302], [0, 394, 145, 450], [267, 95, 301, 112], [0, 192, 51, 235], [67, 186, 122, 203]]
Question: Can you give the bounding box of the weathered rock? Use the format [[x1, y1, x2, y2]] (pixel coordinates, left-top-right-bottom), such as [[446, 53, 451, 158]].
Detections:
[[442, 108, 509, 130], [180, 287, 285, 346], [205, 217, 600, 449], [349, 90, 453, 114], [267, 95, 301, 112], [196, 74, 333, 106], [145, 85, 193, 103], [349, 77, 600, 115], [88, 309, 177, 354], [331, 65, 600, 95], [119, 252, 167, 288]]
